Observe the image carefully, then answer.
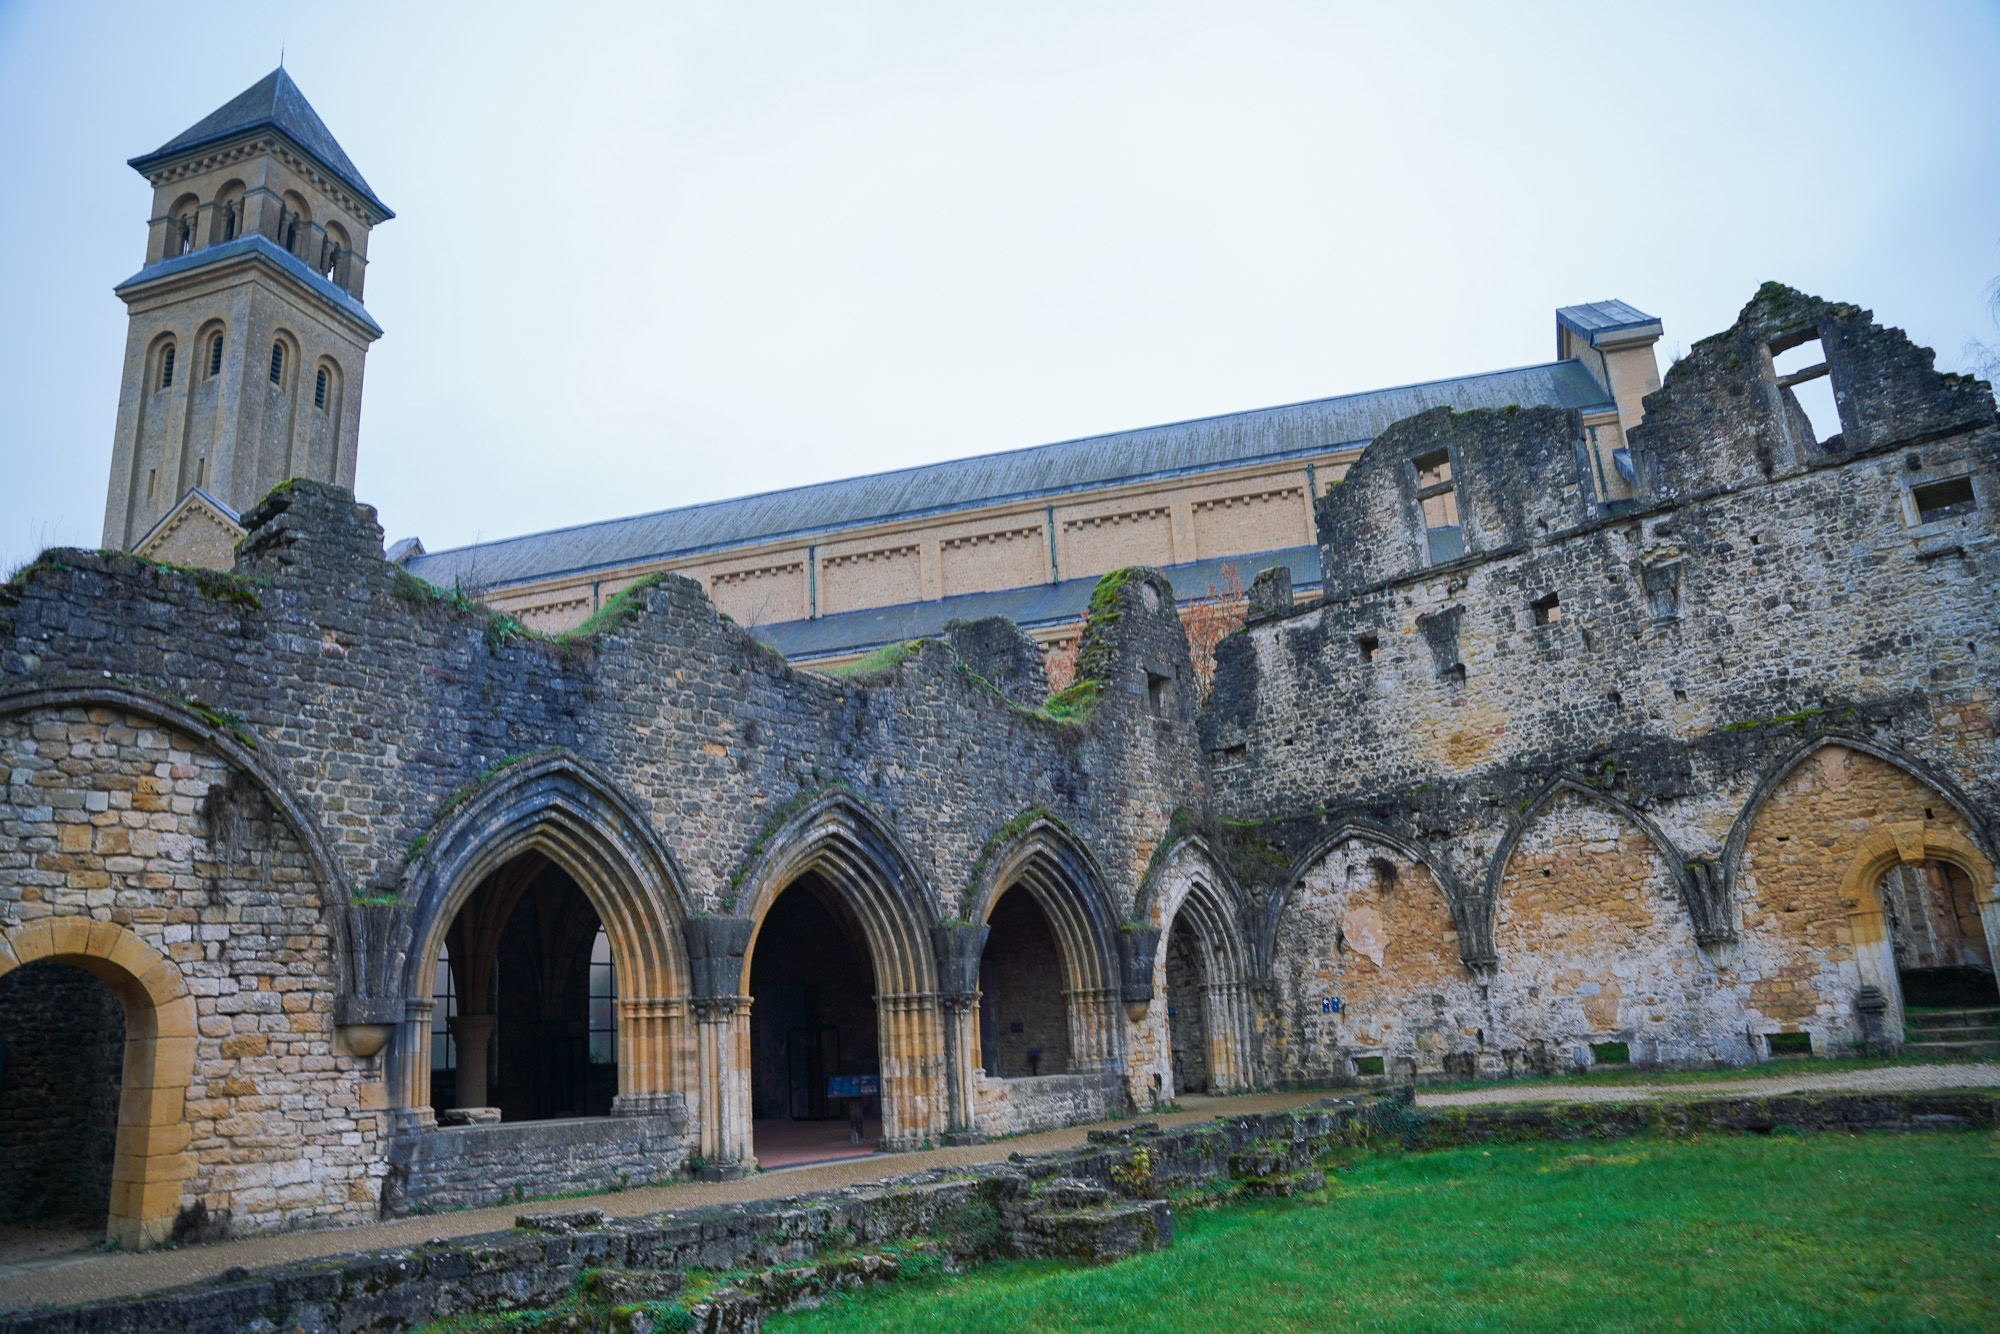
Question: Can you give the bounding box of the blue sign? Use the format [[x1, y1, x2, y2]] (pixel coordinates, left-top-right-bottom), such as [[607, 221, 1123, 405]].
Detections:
[[828, 1074, 880, 1098], [1321, 997, 1343, 1015]]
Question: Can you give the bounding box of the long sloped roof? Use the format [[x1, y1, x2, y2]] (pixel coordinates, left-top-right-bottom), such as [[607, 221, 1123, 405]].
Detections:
[[130, 68, 392, 218], [407, 358, 1610, 590]]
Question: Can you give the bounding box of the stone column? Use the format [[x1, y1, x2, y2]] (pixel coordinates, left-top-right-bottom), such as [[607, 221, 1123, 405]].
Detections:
[[1844, 895, 1904, 1052], [1977, 880, 2000, 978], [932, 923, 988, 1139], [693, 996, 753, 1176], [447, 1014, 497, 1109], [389, 998, 436, 1134], [611, 997, 687, 1117], [876, 991, 946, 1151]]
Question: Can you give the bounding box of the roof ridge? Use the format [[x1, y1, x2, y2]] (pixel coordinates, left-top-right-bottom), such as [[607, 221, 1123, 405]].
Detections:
[[408, 357, 1596, 565]]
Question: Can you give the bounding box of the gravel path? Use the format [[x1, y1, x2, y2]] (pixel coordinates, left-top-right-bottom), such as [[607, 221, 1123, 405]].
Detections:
[[3, 1063, 1992, 1313]]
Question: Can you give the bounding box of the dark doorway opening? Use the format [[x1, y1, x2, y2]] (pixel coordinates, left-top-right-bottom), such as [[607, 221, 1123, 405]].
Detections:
[[0, 960, 124, 1256], [1165, 915, 1209, 1095], [1881, 860, 1998, 1008], [978, 886, 1070, 1079], [749, 875, 880, 1165], [432, 854, 617, 1122]]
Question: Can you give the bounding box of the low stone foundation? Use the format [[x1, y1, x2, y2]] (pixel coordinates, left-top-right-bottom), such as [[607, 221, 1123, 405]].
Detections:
[[970, 1071, 1123, 1137], [388, 1113, 694, 1216], [9, 1091, 1992, 1334]]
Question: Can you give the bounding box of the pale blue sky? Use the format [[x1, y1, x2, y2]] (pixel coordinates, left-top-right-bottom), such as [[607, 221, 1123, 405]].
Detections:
[[2, 1, 1996, 572]]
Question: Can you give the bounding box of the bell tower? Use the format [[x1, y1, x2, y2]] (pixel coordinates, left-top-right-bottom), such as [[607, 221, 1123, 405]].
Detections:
[[102, 69, 392, 564]]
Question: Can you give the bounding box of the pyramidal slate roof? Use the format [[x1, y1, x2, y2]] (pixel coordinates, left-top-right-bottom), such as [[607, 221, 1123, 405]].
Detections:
[[405, 358, 1614, 591], [129, 69, 392, 219]]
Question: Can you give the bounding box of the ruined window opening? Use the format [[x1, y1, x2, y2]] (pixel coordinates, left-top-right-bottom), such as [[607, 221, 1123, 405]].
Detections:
[[1531, 593, 1561, 625], [1642, 563, 1682, 622], [1912, 477, 1977, 524], [1353, 1056, 1385, 1076], [1673, 688, 1688, 702], [431, 944, 457, 1072], [269, 341, 285, 385], [1357, 635, 1378, 663], [208, 334, 224, 378], [588, 928, 616, 1065], [314, 367, 329, 410], [1606, 690, 1622, 705], [1147, 672, 1170, 716], [158, 343, 175, 390], [1413, 449, 1462, 563], [1590, 1042, 1629, 1066], [1766, 1031, 1812, 1058], [1770, 334, 1842, 450]]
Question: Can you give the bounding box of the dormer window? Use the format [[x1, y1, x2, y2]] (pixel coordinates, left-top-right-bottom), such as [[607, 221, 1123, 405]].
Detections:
[[1770, 331, 1842, 451], [1414, 449, 1462, 563]]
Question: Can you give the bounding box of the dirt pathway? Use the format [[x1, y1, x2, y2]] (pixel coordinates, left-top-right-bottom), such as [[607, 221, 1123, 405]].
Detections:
[[3, 1063, 1993, 1314]]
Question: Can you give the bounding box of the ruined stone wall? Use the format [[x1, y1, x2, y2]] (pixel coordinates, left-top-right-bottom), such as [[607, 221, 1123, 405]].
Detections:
[[0, 707, 384, 1235], [1206, 286, 2000, 1084]]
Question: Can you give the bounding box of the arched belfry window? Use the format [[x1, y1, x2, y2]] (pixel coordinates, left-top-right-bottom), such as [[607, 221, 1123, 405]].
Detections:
[[208, 333, 224, 378], [158, 342, 176, 390], [314, 367, 329, 410], [269, 341, 285, 385], [588, 928, 616, 1065]]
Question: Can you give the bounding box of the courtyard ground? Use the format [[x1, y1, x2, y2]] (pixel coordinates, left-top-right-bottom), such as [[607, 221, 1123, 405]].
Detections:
[[0, 1055, 1994, 1314], [766, 1133, 2000, 1333]]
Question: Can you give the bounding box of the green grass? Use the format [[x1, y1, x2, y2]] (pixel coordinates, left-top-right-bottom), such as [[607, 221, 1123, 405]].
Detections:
[[769, 1133, 2000, 1333]]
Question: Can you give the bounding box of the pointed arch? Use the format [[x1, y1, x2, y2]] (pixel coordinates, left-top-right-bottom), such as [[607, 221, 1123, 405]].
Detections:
[[1487, 774, 1728, 945], [1723, 731, 1997, 898], [395, 752, 694, 1118], [728, 786, 945, 1150], [1142, 835, 1258, 1093], [0, 919, 197, 1249], [965, 811, 1123, 1073], [1273, 821, 1481, 973]]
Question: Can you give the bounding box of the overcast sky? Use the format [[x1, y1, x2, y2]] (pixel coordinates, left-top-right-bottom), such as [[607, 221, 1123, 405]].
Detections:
[[2, 1, 1996, 572]]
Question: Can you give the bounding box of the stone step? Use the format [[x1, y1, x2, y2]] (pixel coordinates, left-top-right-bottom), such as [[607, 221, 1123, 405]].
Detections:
[[1906, 1008, 2000, 1029], [1901, 1039, 2000, 1058]]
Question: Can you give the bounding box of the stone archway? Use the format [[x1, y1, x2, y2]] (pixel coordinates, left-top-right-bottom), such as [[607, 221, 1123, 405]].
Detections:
[[0, 919, 197, 1249], [395, 756, 695, 1130], [1141, 837, 1257, 1100], [1838, 823, 1998, 1043], [728, 791, 945, 1160]]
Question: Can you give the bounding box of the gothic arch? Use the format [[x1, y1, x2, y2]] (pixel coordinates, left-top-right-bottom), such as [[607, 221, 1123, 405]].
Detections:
[[1142, 836, 1257, 1092], [1486, 775, 1729, 946], [0, 919, 197, 1249], [728, 787, 945, 1151], [1722, 731, 1997, 898], [965, 812, 1123, 1073], [1272, 821, 1481, 973], [395, 752, 694, 1118]]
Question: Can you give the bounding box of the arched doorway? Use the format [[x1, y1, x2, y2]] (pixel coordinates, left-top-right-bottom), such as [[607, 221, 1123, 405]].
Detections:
[[978, 887, 1072, 1079], [1163, 915, 1208, 1094], [0, 961, 124, 1254], [429, 852, 618, 1121], [1877, 858, 1996, 1008], [747, 874, 881, 1165]]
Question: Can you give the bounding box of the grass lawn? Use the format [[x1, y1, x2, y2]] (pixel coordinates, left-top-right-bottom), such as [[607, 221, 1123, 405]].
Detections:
[[769, 1133, 2000, 1333]]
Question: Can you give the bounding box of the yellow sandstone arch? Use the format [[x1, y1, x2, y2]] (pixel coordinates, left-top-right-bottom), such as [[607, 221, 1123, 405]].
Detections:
[[0, 918, 196, 1249]]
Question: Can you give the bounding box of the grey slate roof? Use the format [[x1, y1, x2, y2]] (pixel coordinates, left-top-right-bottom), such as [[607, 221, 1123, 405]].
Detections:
[[115, 234, 384, 336], [130, 69, 392, 219], [1556, 300, 1661, 344], [751, 545, 1321, 662], [405, 358, 1612, 591]]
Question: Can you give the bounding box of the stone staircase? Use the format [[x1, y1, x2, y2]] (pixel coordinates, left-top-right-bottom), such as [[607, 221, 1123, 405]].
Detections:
[[1904, 1007, 2000, 1058]]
